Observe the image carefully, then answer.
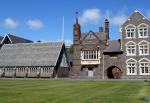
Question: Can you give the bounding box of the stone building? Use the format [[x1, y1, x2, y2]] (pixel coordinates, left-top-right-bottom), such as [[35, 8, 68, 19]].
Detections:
[[71, 10, 150, 79], [0, 34, 70, 78]]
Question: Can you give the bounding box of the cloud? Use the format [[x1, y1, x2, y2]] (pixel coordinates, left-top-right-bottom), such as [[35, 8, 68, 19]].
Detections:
[[27, 19, 44, 29], [110, 15, 127, 26], [79, 9, 101, 25], [4, 18, 18, 29], [64, 40, 73, 46]]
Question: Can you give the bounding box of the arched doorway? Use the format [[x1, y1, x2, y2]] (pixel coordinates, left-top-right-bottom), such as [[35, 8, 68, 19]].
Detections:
[[107, 66, 122, 79]]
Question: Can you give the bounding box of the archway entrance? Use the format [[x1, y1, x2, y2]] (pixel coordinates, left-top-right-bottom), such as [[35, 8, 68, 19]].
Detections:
[[107, 66, 122, 79]]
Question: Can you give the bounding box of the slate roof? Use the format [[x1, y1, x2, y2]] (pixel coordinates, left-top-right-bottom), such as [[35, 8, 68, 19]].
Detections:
[[1, 34, 33, 44], [0, 36, 3, 43], [103, 40, 122, 53], [0, 42, 64, 67], [81, 31, 106, 40]]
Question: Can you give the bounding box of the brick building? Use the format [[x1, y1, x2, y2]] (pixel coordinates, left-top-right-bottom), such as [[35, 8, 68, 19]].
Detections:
[[71, 10, 150, 79]]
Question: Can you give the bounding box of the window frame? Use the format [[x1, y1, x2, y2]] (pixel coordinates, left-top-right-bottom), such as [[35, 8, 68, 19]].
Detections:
[[138, 40, 149, 56], [126, 28, 136, 39], [138, 23, 149, 38], [81, 50, 100, 60], [125, 41, 136, 56], [139, 62, 150, 75], [126, 59, 137, 75]]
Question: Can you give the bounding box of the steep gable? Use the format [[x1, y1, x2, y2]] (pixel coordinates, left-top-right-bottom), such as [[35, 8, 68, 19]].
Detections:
[[1, 34, 33, 44], [0, 42, 64, 67], [122, 10, 150, 27]]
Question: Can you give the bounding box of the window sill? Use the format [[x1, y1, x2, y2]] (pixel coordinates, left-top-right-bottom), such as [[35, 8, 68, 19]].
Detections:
[[126, 54, 136, 56], [127, 74, 137, 75], [138, 36, 149, 38]]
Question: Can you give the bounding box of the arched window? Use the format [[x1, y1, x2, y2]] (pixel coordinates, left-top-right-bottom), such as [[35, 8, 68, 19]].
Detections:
[[138, 40, 149, 55], [138, 23, 149, 38], [126, 58, 137, 75], [125, 24, 136, 39], [139, 58, 150, 75], [125, 41, 136, 56]]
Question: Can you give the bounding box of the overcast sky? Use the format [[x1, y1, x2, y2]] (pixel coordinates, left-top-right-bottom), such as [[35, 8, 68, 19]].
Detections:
[[0, 0, 150, 45]]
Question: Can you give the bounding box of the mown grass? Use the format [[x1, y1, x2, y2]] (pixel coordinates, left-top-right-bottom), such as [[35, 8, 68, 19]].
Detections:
[[0, 80, 147, 103]]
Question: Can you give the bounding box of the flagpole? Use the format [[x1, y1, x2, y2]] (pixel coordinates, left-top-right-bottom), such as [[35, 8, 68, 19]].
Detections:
[[62, 16, 64, 42]]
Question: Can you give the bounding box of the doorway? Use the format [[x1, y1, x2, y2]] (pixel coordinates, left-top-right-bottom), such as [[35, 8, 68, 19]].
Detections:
[[88, 67, 93, 78], [107, 66, 122, 79]]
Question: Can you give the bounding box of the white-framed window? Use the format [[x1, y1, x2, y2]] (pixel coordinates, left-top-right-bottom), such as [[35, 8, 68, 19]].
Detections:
[[126, 41, 136, 56], [126, 58, 137, 75], [126, 28, 136, 38], [139, 62, 149, 75], [138, 40, 149, 55], [138, 23, 149, 38], [126, 45, 136, 56], [138, 27, 148, 38], [139, 58, 150, 75], [81, 50, 100, 60]]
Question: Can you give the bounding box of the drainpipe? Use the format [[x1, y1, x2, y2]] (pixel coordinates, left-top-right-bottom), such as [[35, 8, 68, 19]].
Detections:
[[103, 54, 105, 80]]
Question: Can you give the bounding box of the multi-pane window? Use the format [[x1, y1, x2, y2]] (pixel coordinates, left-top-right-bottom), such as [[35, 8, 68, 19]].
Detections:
[[139, 62, 149, 75], [127, 62, 136, 75], [126, 45, 136, 55], [139, 44, 149, 55], [126, 28, 135, 38], [138, 27, 148, 38], [82, 50, 100, 60]]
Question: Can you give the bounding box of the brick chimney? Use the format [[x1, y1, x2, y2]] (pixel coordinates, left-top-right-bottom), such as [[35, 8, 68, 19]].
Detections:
[[105, 18, 109, 40], [73, 12, 81, 43]]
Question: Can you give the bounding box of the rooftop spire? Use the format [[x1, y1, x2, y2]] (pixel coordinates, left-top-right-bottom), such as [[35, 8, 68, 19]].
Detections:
[[75, 11, 79, 24]]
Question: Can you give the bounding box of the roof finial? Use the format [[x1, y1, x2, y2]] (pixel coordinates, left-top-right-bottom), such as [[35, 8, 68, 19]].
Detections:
[[75, 11, 79, 24]]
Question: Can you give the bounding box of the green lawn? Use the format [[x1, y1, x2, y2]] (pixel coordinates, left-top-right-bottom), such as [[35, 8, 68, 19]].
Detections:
[[0, 80, 148, 103]]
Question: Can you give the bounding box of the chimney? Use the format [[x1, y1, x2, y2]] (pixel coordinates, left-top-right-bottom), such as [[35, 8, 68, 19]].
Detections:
[[99, 26, 103, 32], [105, 18, 109, 40], [73, 12, 81, 42]]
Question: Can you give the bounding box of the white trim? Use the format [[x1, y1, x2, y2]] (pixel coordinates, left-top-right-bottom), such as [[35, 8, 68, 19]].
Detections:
[[139, 61, 150, 75], [138, 41, 149, 56], [1, 34, 12, 44], [137, 23, 149, 28], [119, 28, 123, 50], [134, 10, 150, 24], [138, 58, 150, 63], [138, 40, 149, 45], [126, 58, 137, 75], [125, 41, 136, 46], [125, 25, 136, 39], [126, 58, 137, 64], [125, 41, 136, 56], [125, 24, 136, 29], [138, 23, 149, 38]]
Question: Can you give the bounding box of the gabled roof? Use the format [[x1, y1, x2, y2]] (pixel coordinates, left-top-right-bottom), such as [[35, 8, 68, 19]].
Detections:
[[0, 42, 64, 67], [81, 31, 106, 41], [1, 34, 33, 44], [122, 10, 150, 26], [0, 36, 3, 43], [103, 40, 122, 53]]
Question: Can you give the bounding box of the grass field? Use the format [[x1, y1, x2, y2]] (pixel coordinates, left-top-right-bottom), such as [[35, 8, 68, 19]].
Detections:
[[0, 80, 148, 103]]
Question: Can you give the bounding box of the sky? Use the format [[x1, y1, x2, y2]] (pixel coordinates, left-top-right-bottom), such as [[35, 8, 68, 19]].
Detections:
[[0, 0, 150, 45]]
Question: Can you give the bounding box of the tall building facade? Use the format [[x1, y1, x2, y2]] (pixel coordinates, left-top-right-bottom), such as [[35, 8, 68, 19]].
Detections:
[[71, 10, 150, 79]]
